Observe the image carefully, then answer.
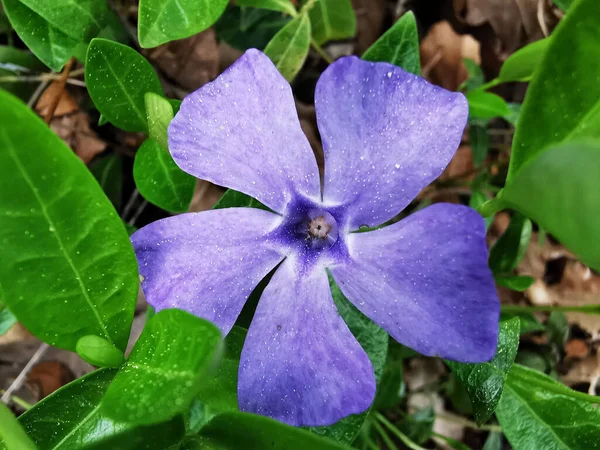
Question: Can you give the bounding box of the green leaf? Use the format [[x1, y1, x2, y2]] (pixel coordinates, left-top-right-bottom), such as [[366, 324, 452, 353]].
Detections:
[[489, 213, 532, 275], [76, 335, 125, 368], [17, 0, 107, 41], [508, 0, 600, 180], [81, 417, 186, 450], [138, 0, 229, 48], [145, 93, 173, 152], [497, 140, 600, 271], [361, 11, 420, 75], [500, 312, 544, 334], [466, 90, 511, 120], [462, 58, 484, 91], [1, 0, 78, 71], [197, 412, 348, 449], [0, 45, 46, 100], [264, 11, 311, 81], [212, 189, 267, 210], [446, 318, 520, 425], [546, 311, 569, 348], [498, 38, 549, 83], [495, 275, 535, 292], [0, 402, 36, 450], [18, 369, 125, 448], [397, 407, 434, 445], [0, 306, 17, 336], [310, 275, 388, 443], [482, 432, 502, 450], [0, 90, 138, 352], [133, 138, 196, 213], [101, 309, 222, 426], [552, 0, 574, 11], [235, 0, 297, 16], [308, 0, 356, 45], [469, 120, 489, 166], [85, 39, 163, 132], [496, 364, 600, 449], [469, 191, 493, 230], [373, 345, 405, 410], [89, 153, 122, 210]]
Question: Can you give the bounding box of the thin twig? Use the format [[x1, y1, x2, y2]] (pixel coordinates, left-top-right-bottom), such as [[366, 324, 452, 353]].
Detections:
[[27, 81, 49, 109], [0, 74, 85, 87], [0, 390, 34, 410], [121, 189, 140, 221], [1, 343, 49, 404], [128, 200, 148, 227]]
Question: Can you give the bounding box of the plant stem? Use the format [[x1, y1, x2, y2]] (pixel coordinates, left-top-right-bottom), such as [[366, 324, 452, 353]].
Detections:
[[311, 39, 334, 64], [0, 74, 85, 87], [375, 413, 428, 450], [1, 343, 49, 404], [372, 420, 400, 450], [478, 78, 502, 91], [501, 304, 600, 315], [0, 391, 33, 410], [435, 412, 502, 432]]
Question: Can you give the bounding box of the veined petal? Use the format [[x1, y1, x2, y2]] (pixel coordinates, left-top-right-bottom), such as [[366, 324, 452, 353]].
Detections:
[[315, 56, 468, 230], [330, 203, 499, 362], [131, 208, 285, 335], [168, 49, 321, 214], [238, 258, 375, 426]]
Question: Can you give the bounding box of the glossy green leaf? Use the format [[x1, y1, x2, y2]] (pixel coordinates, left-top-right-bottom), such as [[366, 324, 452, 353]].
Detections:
[[466, 90, 511, 120], [0, 402, 36, 450], [138, 0, 229, 48], [469, 191, 493, 230], [0, 45, 46, 99], [508, 0, 600, 180], [497, 141, 600, 271], [212, 189, 267, 210], [197, 412, 348, 449], [495, 275, 535, 292], [469, 120, 489, 166], [1, 0, 78, 71], [236, 0, 296, 15], [82, 417, 185, 450], [500, 312, 544, 334], [546, 311, 569, 349], [552, 0, 574, 10], [0, 90, 138, 352], [85, 39, 163, 132], [101, 309, 222, 426], [310, 275, 388, 443], [133, 139, 196, 213], [17, 0, 107, 41], [89, 153, 123, 210], [76, 335, 125, 368], [461, 58, 484, 91], [0, 9, 11, 33], [308, 0, 356, 45], [446, 318, 520, 425], [373, 345, 406, 410], [0, 306, 17, 336], [499, 38, 549, 83], [361, 11, 420, 75], [489, 214, 532, 275], [264, 12, 311, 81], [145, 93, 173, 152], [496, 364, 600, 449], [18, 369, 126, 449]]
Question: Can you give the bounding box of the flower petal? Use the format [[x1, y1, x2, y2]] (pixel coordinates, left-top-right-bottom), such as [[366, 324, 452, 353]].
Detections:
[[315, 56, 468, 229], [131, 208, 285, 335], [168, 49, 320, 214], [238, 259, 375, 426], [330, 203, 499, 362]]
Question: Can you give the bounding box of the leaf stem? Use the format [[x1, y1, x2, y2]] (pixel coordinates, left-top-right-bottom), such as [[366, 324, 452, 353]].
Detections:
[[0, 390, 34, 410], [372, 420, 400, 450], [435, 412, 502, 432], [311, 39, 334, 64], [477, 78, 502, 92], [375, 413, 428, 450], [501, 304, 600, 315]]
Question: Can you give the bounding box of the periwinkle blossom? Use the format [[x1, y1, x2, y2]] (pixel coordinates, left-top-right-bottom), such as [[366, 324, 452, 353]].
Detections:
[[132, 49, 499, 427]]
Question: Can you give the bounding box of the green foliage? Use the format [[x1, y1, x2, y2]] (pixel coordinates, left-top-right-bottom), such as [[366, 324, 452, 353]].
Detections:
[[197, 412, 348, 449], [264, 11, 311, 81], [309, 0, 356, 45], [145, 93, 173, 152], [466, 90, 511, 120], [496, 364, 600, 449], [461, 58, 484, 91], [212, 189, 267, 210], [446, 318, 520, 425], [138, 0, 229, 48], [497, 141, 600, 271], [362, 12, 420, 75], [76, 335, 125, 368], [236, 0, 297, 15], [508, 0, 600, 180], [89, 154, 123, 210], [489, 214, 532, 275], [501, 312, 544, 334], [498, 38, 549, 83], [495, 275, 535, 292], [397, 408, 434, 445], [85, 39, 163, 132], [133, 139, 196, 213], [0, 90, 137, 352], [0, 306, 17, 336], [469, 120, 489, 166], [0, 402, 36, 450], [552, 0, 574, 11], [101, 309, 222, 426], [0, 46, 46, 99]]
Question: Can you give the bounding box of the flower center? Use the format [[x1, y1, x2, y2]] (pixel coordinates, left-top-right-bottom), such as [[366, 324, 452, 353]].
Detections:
[[297, 209, 338, 250]]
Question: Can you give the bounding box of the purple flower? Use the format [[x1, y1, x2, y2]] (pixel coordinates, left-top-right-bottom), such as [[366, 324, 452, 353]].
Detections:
[[132, 49, 499, 427]]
